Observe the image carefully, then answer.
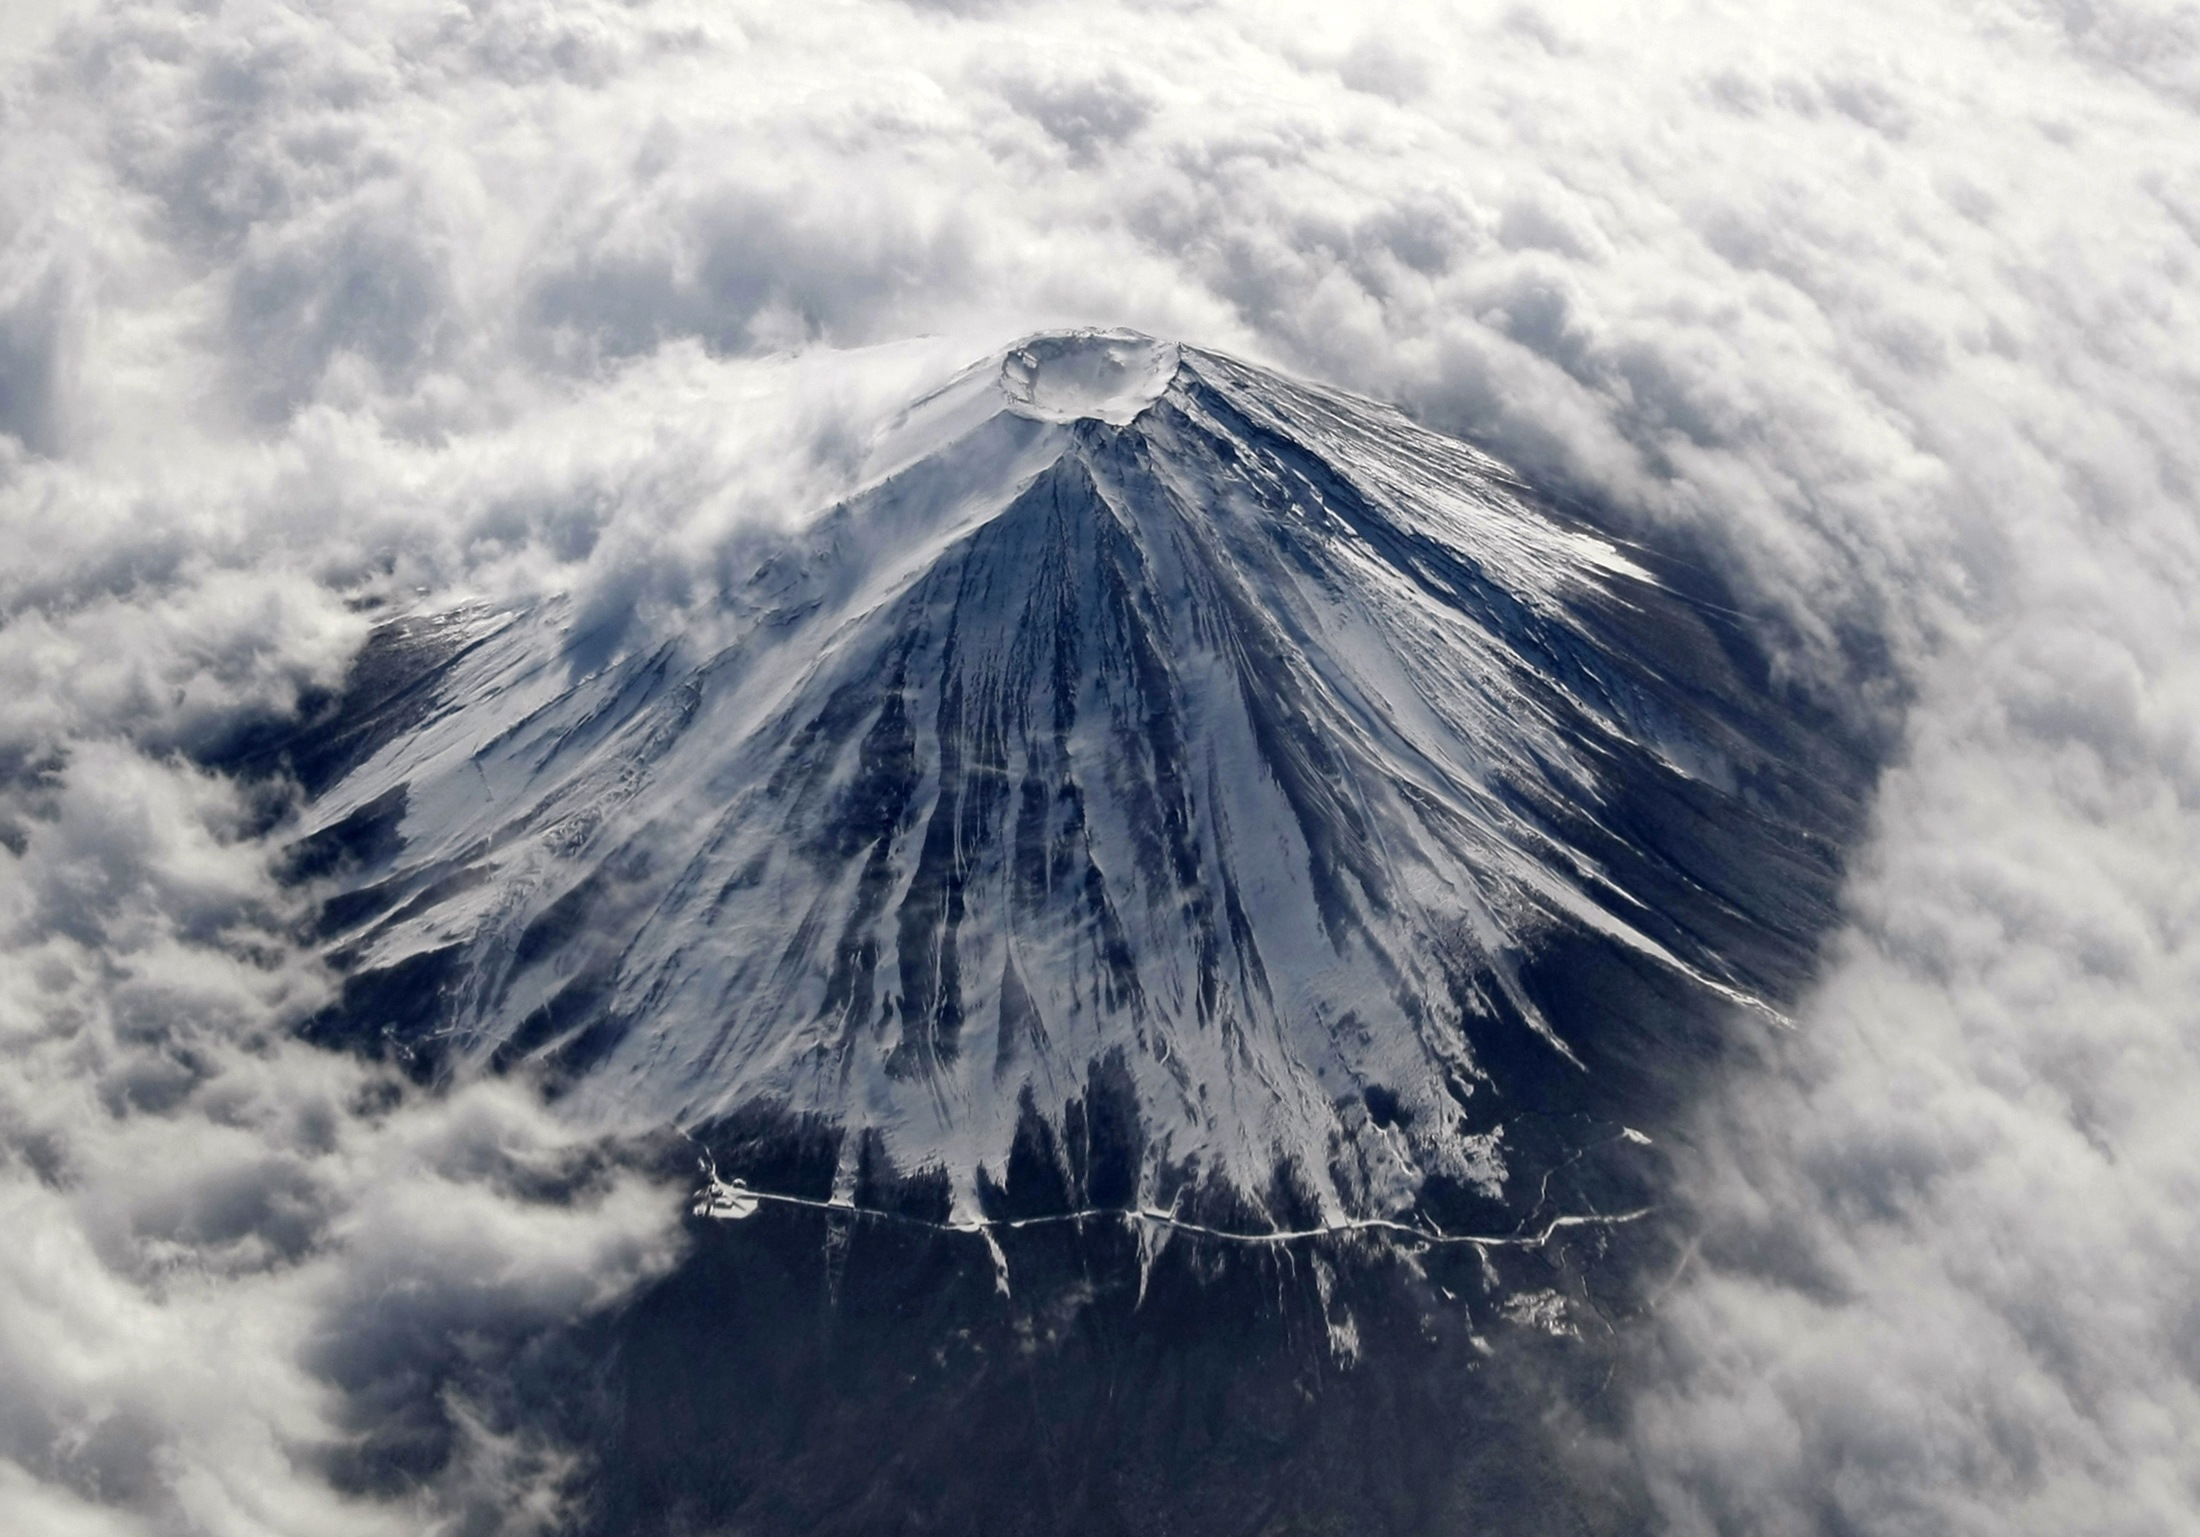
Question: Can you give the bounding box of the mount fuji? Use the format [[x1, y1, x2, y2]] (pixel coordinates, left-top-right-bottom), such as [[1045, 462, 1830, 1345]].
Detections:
[[268, 330, 1870, 1535], [290, 328, 1855, 1237]]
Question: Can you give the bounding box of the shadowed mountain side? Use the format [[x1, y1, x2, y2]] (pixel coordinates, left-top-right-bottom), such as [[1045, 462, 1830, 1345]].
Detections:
[[588, 1179, 1649, 1537], [505, 1101, 1661, 1537]]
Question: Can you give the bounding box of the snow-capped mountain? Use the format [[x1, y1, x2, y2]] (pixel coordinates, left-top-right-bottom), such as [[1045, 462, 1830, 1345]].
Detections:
[[292, 329, 1855, 1234]]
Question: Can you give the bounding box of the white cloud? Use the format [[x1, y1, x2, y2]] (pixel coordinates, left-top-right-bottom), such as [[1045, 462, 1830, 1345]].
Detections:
[[2, 0, 2198, 1529], [0, 734, 686, 1533], [1622, 405, 2200, 1531]]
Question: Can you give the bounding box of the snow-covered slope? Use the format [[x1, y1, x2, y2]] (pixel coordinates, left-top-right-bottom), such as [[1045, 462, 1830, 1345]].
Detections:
[[294, 330, 1855, 1228]]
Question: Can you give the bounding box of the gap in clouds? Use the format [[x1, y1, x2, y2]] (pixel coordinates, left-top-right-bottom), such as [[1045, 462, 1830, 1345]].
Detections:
[[2, 0, 2198, 1531]]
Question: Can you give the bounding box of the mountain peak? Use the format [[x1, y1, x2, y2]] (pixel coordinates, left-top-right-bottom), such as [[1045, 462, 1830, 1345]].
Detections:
[[996, 328, 1181, 424]]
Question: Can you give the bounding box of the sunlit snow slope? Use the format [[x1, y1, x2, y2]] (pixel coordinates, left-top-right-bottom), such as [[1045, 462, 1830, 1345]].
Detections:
[[291, 330, 1856, 1226]]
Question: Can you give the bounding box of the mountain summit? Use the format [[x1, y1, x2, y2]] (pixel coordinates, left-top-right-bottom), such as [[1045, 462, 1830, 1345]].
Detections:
[[295, 329, 1855, 1235]]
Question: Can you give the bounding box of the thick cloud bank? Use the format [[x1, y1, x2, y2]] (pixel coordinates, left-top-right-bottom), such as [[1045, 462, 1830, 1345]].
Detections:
[[2, 0, 2197, 1530]]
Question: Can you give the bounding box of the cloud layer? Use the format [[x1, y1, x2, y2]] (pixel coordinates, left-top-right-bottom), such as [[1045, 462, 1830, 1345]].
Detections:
[[2, 0, 2198, 1530]]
